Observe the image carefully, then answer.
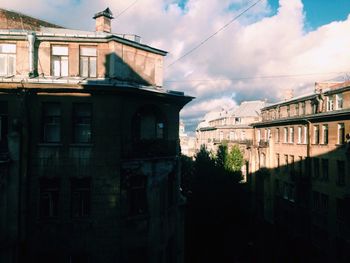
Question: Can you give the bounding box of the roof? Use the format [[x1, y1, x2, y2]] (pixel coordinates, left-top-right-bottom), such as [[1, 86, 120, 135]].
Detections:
[[0, 8, 63, 30], [229, 100, 266, 117], [0, 8, 167, 56], [262, 91, 317, 110]]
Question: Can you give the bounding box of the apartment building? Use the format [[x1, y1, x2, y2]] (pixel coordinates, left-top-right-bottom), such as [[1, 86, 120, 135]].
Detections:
[[196, 100, 266, 152], [250, 82, 350, 262], [0, 8, 192, 263]]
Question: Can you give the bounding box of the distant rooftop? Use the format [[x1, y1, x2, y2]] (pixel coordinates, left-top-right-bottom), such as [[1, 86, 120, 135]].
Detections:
[[0, 8, 63, 31], [229, 100, 267, 117]]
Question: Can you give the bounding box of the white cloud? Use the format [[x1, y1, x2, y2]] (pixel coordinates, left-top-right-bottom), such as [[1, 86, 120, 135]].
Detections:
[[2, 0, 350, 132]]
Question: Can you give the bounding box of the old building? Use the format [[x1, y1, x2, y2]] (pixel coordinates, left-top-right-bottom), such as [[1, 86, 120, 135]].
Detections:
[[195, 100, 266, 178], [0, 8, 192, 263], [249, 82, 350, 262]]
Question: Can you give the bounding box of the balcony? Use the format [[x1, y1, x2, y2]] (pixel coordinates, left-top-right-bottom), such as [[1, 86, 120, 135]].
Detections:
[[123, 139, 178, 159], [213, 139, 253, 146], [258, 140, 269, 148]]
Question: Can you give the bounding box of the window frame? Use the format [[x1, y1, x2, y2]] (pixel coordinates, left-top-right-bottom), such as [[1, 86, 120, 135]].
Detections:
[[0, 43, 16, 76], [42, 102, 61, 143], [73, 103, 92, 144], [51, 45, 69, 77], [79, 46, 97, 78]]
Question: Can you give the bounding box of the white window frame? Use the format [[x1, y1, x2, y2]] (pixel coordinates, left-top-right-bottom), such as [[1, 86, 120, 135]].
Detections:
[[297, 126, 302, 144], [0, 43, 16, 76], [80, 46, 97, 78], [327, 96, 334, 111], [51, 45, 68, 77], [336, 94, 343, 110]]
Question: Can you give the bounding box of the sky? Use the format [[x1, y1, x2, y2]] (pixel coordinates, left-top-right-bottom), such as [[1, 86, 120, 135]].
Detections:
[[2, 0, 350, 133]]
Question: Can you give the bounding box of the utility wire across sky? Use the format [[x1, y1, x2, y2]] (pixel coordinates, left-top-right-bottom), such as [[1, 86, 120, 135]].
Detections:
[[164, 71, 350, 83], [114, 0, 139, 19], [166, 0, 264, 68]]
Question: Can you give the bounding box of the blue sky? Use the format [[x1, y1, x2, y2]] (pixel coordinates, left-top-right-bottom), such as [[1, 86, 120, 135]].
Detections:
[[270, 0, 350, 29]]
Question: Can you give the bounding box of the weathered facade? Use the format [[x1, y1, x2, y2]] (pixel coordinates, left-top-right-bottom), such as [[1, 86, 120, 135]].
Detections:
[[0, 8, 192, 263], [249, 82, 350, 262]]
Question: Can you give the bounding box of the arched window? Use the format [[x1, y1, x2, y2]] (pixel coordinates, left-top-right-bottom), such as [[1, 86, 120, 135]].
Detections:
[[133, 105, 167, 140]]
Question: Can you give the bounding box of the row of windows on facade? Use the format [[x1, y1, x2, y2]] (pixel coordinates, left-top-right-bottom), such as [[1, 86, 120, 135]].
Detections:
[[43, 103, 92, 143], [40, 173, 175, 219], [0, 102, 166, 144], [264, 94, 344, 120], [274, 180, 347, 222], [258, 123, 347, 145], [273, 153, 346, 186], [0, 43, 97, 77]]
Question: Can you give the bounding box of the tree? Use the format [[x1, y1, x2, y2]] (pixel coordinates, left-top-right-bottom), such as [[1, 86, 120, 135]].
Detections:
[[227, 145, 244, 173]]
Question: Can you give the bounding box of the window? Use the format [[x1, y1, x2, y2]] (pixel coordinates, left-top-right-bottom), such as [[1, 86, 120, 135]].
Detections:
[[297, 126, 302, 144], [219, 131, 224, 141], [241, 130, 246, 140], [73, 103, 92, 143], [290, 155, 295, 178], [338, 123, 345, 144], [42, 103, 61, 143], [336, 94, 343, 109], [312, 191, 320, 210], [51, 45, 68, 77], [284, 154, 289, 172], [39, 178, 60, 218], [275, 128, 280, 143], [276, 153, 280, 169], [235, 117, 241, 124], [320, 193, 329, 211], [289, 127, 294, 143], [80, 46, 97, 78], [298, 156, 303, 175], [134, 106, 166, 140], [326, 96, 334, 111], [313, 125, 319, 144], [303, 125, 308, 144], [295, 104, 299, 116], [0, 43, 16, 76], [301, 102, 306, 115], [321, 159, 329, 181], [71, 178, 91, 217], [284, 127, 288, 143], [336, 198, 346, 220], [0, 101, 8, 147], [313, 158, 320, 178], [257, 129, 261, 143], [322, 124, 328, 144], [229, 131, 234, 141], [260, 153, 266, 168], [337, 160, 345, 186], [283, 183, 295, 202], [126, 174, 148, 216]]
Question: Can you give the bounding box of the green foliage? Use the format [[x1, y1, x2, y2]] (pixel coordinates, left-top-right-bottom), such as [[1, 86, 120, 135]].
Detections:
[[227, 145, 244, 172]]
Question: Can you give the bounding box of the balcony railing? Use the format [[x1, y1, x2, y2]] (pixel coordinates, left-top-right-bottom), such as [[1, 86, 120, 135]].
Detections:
[[213, 139, 253, 146]]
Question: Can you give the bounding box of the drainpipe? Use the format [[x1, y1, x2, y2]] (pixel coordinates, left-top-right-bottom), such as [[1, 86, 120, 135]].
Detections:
[[27, 33, 37, 78]]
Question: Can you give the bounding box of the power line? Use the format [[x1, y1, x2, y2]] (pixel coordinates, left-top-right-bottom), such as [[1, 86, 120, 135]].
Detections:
[[166, 0, 264, 68], [114, 0, 139, 19], [164, 71, 348, 83]]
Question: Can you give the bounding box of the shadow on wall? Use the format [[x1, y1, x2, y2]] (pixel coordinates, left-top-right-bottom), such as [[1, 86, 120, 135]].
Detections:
[[249, 143, 350, 263], [104, 52, 151, 86]]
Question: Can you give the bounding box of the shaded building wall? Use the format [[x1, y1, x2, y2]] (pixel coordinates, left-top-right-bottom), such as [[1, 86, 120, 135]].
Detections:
[[14, 91, 184, 263], [249, 87, 350, 262]]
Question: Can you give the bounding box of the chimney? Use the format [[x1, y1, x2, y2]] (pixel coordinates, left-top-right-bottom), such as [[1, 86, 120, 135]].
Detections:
[[93, 8, 114, 33]]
